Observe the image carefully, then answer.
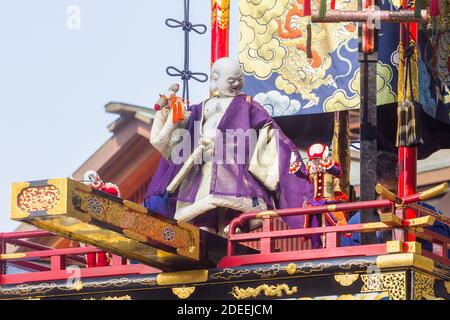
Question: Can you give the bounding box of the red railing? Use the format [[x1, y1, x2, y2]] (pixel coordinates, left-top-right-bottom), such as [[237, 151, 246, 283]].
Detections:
[[0, 231, 159, 285], [219, 184, 450, 268]]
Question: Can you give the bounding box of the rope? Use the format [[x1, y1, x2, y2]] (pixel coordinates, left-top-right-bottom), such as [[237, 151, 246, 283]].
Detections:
[[164, 0, 208, 107]]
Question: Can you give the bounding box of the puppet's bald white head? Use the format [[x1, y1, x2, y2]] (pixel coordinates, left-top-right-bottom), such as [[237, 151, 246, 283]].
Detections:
[[210, 57, 244, 98]]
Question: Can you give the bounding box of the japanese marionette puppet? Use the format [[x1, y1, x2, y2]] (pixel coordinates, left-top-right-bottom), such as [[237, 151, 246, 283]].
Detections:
[[82, 170, 121, 267], [84, 170, 121, 198], [289, 144, 349, 248], [146, 57, 311, 236]]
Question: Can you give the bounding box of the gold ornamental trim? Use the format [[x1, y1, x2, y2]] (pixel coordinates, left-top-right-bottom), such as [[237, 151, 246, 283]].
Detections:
[[386, 241, 422, 254], [172, 287, 196, 299], [286, 263, 297, 275], [375, 184, 403, 204], [83, 295, 132, 300], [379, 213, 403, 227], [10, 178, 203, 269], [210, 268, 252, 280], [413, 272, 436, 300], [10, 181, 31, 219], [123, 200, 148, 214], [212, 0, 230, 30], [418, 182, 448, 201], [376, 253, 434, 272], [0, 277, 156, 297], [445, 281, 450, 294], [405, 216, 435, 227], [176, 220, 200, 261], [361, 271, 406, 300], [386, 240, 403, 253], [334, 274, 359, 286], [0, 253, 27, 260], [230, 283, 298, 300], [157, 270, 208, 286], [255, 210, 279, 219], [123, 229, 148, 243], [327, 204, 337, 212]]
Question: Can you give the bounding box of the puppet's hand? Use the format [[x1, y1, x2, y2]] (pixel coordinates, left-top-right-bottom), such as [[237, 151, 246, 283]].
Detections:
[[319, 157, 334, 170]]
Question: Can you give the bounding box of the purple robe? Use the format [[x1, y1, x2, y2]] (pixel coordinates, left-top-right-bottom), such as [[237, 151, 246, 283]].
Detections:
[[144, 94, 313, 227]]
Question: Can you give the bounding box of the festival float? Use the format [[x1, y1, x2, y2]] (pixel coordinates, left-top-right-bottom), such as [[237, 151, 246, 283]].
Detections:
[[0, 0, 449, 300]]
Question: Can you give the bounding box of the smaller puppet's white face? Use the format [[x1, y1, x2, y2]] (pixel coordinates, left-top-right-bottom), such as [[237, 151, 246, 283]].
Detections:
[[210, 57, 244, 98]]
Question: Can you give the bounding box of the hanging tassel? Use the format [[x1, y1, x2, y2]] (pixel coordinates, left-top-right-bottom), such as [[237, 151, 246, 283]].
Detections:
[[168, 95, 185, 123], [306, 23, 312, 59], [303, 0, 311, 16], [430, 0, 440, 16], [414, 0, 422, 18], [319, 0, 327, 18], [396, 44, 423, 147]]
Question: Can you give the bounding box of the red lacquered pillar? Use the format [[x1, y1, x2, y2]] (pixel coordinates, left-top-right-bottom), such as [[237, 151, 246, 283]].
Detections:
[[398, 147, 417, 218], [398, 0, 418, 241], [211, 0, 230, 63]]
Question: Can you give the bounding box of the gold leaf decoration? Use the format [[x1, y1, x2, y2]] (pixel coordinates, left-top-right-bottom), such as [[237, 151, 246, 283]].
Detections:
[[230, 283, 298, 300], [172, 287, 196, 299], [334, 274, 359, 287], [361, 271, 406, 300]]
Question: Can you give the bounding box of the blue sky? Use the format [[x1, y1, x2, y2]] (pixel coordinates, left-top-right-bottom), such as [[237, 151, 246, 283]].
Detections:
[[0, 1, 239, 231]]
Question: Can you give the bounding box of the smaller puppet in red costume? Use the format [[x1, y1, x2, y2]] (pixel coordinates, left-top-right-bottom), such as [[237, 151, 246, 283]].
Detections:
[[82, 170, 121, 267], [290, 144, 349, 249]]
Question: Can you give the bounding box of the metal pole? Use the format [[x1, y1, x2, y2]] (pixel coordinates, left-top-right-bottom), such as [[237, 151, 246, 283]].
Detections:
[[359, 0, 379, 244]]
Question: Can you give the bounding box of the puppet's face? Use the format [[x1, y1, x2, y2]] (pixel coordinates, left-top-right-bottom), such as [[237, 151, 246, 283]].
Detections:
[[210, 57, 243, 98]]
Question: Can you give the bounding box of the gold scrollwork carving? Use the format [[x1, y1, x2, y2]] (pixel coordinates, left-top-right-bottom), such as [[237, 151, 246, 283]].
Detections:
[[286, 263, 297, 275], [334, 274, 359, 287], [210, 268, 251, 280], [339, 259, 373, 270], [0, 277, 156, 297], [295, 262, 331, 274], [361, 271, 406, 300], [413, 272, 436, 300], [83, 295, 132, 300], [230, 283, 298, 300], [172, 287, 196, 299], [254, 264, 283, 278], [17, 185, 61, 213], [212, 0, 230, 30]]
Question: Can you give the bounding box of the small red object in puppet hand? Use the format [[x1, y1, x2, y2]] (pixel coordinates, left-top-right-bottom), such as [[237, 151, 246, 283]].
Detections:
[[83, 170, 121, 198], [153, 83, 185, 123]]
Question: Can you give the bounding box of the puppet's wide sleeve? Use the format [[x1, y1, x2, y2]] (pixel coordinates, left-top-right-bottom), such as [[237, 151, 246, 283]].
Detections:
[[150, 108, 190, 161], [248, 123, 280, 191]]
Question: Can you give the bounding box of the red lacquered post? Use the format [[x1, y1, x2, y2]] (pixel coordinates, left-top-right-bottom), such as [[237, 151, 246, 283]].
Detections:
[[397, 0, 419, 241], [398, 146, 417, 221], [211, 0, 230, 63]]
